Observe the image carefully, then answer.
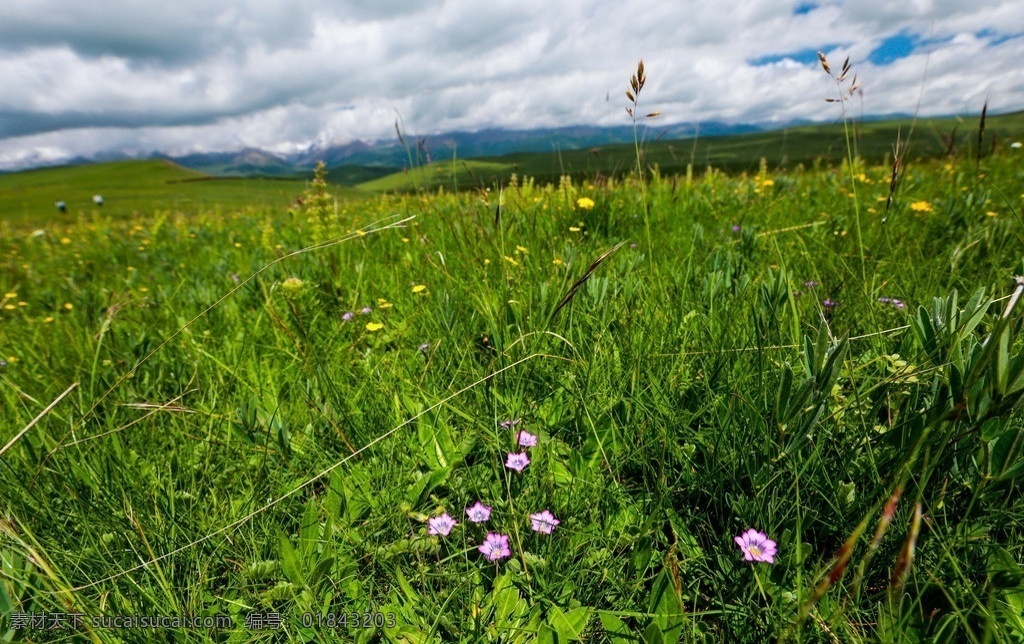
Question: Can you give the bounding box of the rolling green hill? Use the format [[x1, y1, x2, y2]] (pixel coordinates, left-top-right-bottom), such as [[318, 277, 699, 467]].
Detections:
[[3, 112, 1022, 222], [357, 111, 1024, 193], [0, 159, 366, 228]]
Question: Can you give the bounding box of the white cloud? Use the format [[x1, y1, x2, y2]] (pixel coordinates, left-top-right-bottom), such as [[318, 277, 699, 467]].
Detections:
[[0, 0, 1022, 169]]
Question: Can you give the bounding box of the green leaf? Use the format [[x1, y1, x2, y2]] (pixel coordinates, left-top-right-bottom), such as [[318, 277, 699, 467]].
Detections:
[[598, 613, 636, 643], [647, 567, 685, 643], [775, 363, 793, 425], [404, 466, 451, 507], [299, 497, 319, 557], [536, 624, 558, 644], [957, 288, 989, 340], [491, 571, 525, 628], [395, 568, 421, 604], [642, 621, 666, 644], [307, 555, 335, 589], [277, 530, 305, 587], [547, 605, 589, 640], [325, 468, 346, 521]]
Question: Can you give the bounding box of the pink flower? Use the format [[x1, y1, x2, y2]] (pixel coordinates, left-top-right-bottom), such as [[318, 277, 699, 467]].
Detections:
[[734, 529, 777, 563], [505, 452, 530, 472], [466, 501, 491, 523], [478, 533, 511, 561], [428, 513, 457, 536], [530, 510, 560, 534], [517, 430, 537, 447]]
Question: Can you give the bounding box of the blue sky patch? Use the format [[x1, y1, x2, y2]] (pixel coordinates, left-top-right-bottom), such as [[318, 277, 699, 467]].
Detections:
[[869, 32, 920, 65], [977, 29, 1023, 46], [869, 31, 957, 65], [750, 46, 837, 67], [793, 2, 818, 15]]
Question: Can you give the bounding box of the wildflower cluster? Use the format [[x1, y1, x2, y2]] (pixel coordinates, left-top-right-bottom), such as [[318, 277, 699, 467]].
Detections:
[[425, 418, 559, 563]]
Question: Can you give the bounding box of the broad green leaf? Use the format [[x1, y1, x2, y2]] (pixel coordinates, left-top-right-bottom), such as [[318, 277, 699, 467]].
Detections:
[[277, 530, 304, 587], [325, 467, 346, 521], [395, 568, 421, 604], [299, 497, 319, 557], [307, 555, 334, 589], [491, 570, 524, 627], [642, 621, 666, 644], [647, 567, 685, 643], [405, 466, 451, 507], [599, 612, 636, 643], [548, 606, 590, 639]]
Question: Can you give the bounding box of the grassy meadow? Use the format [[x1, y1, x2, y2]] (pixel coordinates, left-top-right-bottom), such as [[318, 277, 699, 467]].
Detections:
[[2, 119, 1024, 642]]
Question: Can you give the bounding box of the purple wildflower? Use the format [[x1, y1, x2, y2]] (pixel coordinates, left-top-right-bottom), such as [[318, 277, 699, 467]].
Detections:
[[360, 307, 372, 315], [342, 311, 354, 321], [428, 513, 457, 536], [466, 502, 491, 523], [517, 430, 538, 448], [478, 533, 511, 561], [732, 224, 741, 232], [505, 452, 530, 472], [499, 418, 521, 429], [804, 280, 818, 289], [530, 510, 560, 534], [822, 299, 838, 308], [734, 529, 777, 564]]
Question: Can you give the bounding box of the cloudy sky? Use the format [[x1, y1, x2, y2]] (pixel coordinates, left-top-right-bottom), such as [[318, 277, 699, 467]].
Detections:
[[1, 0, 1022, 170]]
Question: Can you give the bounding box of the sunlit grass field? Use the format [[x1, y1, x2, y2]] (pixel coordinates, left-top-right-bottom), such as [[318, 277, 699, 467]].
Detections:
[[2, 135, 1024, 641]]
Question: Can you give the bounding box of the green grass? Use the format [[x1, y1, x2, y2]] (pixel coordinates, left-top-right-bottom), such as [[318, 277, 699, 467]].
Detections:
[[2, 131, 1024, 642], [358, 110, 1024, 193], [0, 159, 367, 229], [357, 160, 516, 193]]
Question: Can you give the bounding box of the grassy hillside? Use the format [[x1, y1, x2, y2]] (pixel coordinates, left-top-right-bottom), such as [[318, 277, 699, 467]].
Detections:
[[0, 159, 367, 229], [2, 137, 1023, 640], [359, 111, 1024, 193]]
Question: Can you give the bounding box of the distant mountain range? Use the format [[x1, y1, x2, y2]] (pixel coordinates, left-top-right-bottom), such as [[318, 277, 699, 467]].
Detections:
[[22, 112, 978, 179], [159, 121, 772, 179]]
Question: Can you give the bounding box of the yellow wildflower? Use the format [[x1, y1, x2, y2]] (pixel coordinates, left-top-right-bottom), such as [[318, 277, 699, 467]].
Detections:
[[412, 285, 426, 293], [366, 322, 383, 332], [576, 197, 595, 210], [910, 201, 933, 213], [504, 256, 519, 266]]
